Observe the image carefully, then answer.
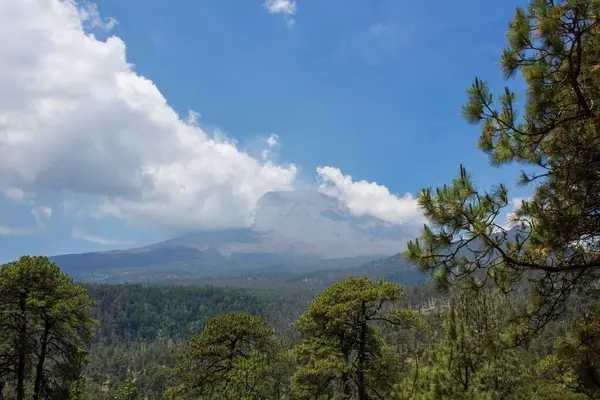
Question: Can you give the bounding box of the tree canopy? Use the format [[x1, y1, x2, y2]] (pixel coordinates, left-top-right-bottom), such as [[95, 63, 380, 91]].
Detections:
[[291, 276, 426, 400], [171, 313, 289, 400]]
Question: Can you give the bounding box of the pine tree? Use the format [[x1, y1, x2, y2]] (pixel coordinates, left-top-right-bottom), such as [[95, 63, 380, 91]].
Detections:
[[0, 256, 97, 400], [171, 313, 288, 400], [394, 287, 531, 400], [290, 276, 426, 400], [407, 0, 600, 341]]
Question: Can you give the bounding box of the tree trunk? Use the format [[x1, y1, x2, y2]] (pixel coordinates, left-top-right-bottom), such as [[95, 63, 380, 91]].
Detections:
[[33, 324, 50, 399], [357, 301, 367, 400], [0, 378, 6, 400], [16, 297, 27, 400], [341, 343, 351, 396]]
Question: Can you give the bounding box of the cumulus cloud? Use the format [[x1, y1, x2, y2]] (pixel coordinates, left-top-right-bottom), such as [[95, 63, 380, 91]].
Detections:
[[264, 0, 296, 26], [78, 2, 117, 31], [72, 229, 132, 245], [316, 166, 423, 225], [0, 0, 297, 233]]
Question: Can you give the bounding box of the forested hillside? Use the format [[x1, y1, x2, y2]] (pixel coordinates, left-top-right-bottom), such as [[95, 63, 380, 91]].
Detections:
[[80, 282, 445, 398], [82, 284, 311, 398], [85, 284, 309, 344]]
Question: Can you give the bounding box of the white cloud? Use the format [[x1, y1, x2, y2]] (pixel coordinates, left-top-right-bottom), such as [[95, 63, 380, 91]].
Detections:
[[0, 0, 297, 233], [264, 0, 296, 26], [266, 134, 279, 147], [316, 166, 423, 224], [78, 2, 117, 31], [3, 187, 34, 202], [264, 0, 296, 15], [71, 229, 131, 245], [262, 134, 280, 160]]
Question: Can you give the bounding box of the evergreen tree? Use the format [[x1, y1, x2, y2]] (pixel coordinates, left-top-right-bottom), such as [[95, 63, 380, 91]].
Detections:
[[536, 306, 600, 399], [394, 287, 531, 400], [171, 313, 288, 400], [0, 256, 97, 400], [407, 0, 600, 340], [290, 276, 426, 400]]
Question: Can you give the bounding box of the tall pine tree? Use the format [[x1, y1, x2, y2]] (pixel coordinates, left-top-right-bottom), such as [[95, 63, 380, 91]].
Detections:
[[407, 0, 600, 340], [291, 276, 426, 400]]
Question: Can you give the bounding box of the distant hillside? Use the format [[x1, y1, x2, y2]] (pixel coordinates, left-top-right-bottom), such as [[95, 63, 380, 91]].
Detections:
[[160, 251, 427, 293], [51, 189, 417, 283]]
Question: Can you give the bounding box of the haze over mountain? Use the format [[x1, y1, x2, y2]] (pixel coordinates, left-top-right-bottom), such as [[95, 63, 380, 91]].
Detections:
[[52, 189, 420, 283]]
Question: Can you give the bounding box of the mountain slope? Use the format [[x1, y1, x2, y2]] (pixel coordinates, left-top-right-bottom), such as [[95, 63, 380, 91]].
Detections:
[[52, 189, 418, 283]]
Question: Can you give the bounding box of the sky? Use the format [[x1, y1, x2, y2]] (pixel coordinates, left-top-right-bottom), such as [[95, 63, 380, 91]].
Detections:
[[0, 0, 531, 262]]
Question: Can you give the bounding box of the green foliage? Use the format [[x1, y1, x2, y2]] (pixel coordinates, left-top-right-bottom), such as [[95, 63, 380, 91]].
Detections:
[[291, 276, 426, 400], [85, 283, 305, 345], [114, 378, 137, 400], [81, 283, 304, 397], [394, 287, 532, 400], [0, 256, 97, 400], [536, 306, 600, 399], [407, 0, 600, 340], [85, 339, 178, 400], [172, 313, 289, 399]]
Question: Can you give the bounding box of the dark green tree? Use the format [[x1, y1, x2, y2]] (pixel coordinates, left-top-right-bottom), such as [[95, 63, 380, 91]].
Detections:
[[0, 256, 96, 400], [171, 313, 288, 400], [407, 0, 600, 340], [291, 276, 426, 400]]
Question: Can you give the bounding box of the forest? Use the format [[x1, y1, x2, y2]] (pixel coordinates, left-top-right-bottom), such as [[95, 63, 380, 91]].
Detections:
[[2, 0, 600, 399]]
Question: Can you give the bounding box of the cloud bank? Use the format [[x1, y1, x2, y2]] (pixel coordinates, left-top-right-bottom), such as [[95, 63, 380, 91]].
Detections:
[[0, 0, 423, 236], [0, 0, 297, 233]]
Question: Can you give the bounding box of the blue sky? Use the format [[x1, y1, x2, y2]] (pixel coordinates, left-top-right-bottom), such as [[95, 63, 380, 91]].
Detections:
[[0, 0, 530, 262]]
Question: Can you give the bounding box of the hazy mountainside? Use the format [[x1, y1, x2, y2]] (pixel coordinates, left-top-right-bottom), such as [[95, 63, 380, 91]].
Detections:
[[52, 189, 419, 283], [174, 252, 429, 293]]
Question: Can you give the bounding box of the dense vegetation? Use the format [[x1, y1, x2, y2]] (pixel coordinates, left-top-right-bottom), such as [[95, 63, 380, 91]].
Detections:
[[2, 0, 600, 399], [2, 256, 598, 399]]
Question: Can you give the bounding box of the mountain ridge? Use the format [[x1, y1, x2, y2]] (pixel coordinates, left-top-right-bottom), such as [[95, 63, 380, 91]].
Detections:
[[51, 189, 418, 283]]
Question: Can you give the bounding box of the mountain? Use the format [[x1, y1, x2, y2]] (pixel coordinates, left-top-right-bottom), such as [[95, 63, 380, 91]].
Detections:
[[226, 252, 428, 293], [52, 189, 420, 283]]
